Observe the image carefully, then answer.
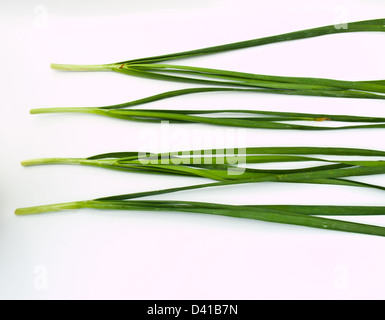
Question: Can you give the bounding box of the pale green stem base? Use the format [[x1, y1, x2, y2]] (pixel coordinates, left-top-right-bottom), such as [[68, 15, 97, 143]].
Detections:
[[30, 107, 95, 115], [50, 63, 113, 72], [21, 158, 83, 166], [15, 201, 85, 215], [15, 200, 137, 215]]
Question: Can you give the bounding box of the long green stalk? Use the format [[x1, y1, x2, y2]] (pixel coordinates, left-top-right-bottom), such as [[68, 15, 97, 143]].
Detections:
[[21, 146, 385, 191], [30, 86, 385, 131], [50, 18, 385, 100], [20, 158, 385, 185], [30, 104, 385, 130], [14, 199, 385, 237], [50, 63, 385, 100]]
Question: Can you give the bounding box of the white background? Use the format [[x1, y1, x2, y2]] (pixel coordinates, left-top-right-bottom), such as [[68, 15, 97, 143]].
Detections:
[[1, 0, 385, 300]]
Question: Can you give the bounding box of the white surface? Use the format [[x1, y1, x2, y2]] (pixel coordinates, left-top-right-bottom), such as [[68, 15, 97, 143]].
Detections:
[[1, 0, 385, 300]]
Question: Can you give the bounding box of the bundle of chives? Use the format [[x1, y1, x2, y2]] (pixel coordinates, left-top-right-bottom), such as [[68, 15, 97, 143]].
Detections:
[[18, 18, 385, 238], [31, 88, 385, 130], [50, 18, 385, 100]]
